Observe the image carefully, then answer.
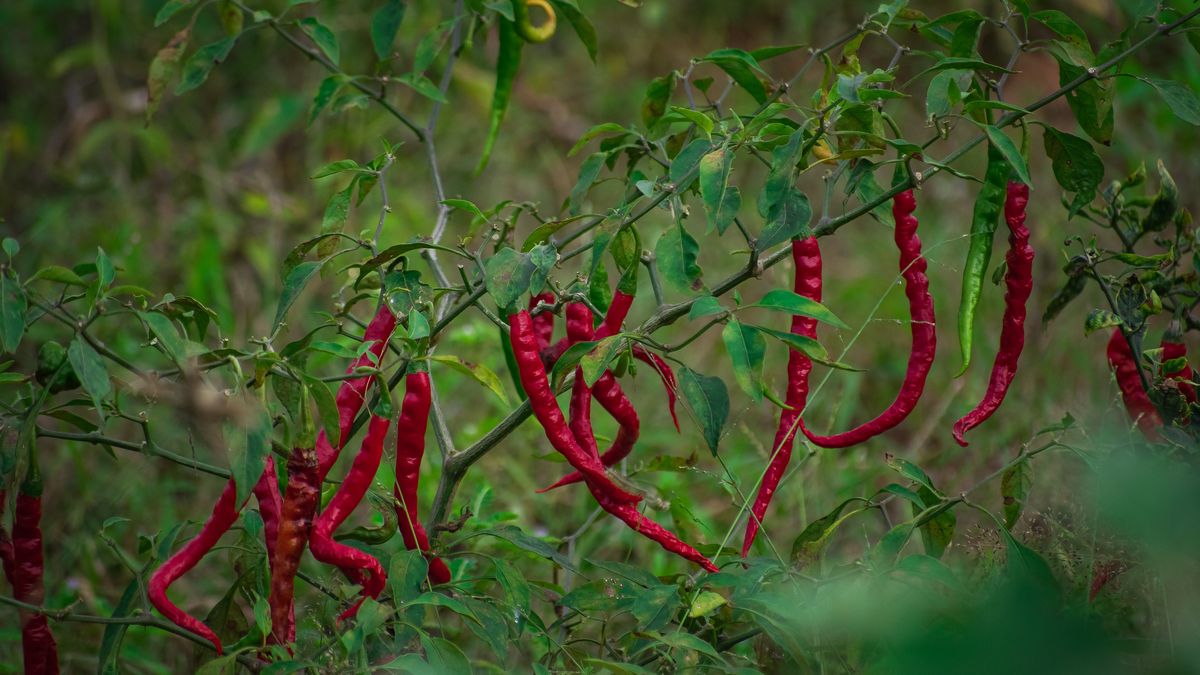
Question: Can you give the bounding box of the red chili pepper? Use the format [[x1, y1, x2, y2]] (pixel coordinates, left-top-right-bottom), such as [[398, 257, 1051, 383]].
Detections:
[[952, 182, 1034, 446], [801, 189, 935, 448], [318, 305, 397, 480], [530, 292, 556, 348], [597, 290, 635, 339], [539, 302, 640, 492], [149, 478, 240, 653], [1107, 328, 1161, 436], [309, 416, 390, 621], [393, 370, 452, 585], [743, 236, 821, 557], [12, 464, 59, 674], [509, 309, 643, 503], [253, 457, 282, 575], [513, 306, 716, 571], [268, 445, 320, 645], [1161, 339, 1197, 404]]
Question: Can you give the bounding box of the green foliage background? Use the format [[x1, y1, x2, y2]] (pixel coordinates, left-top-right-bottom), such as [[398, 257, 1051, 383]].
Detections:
[[1, 0, 1200, 671]]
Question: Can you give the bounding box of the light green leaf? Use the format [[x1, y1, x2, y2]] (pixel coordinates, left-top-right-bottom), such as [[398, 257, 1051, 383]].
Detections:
[[428, 354, 509, 405], [721, 320, 765, 401], [749, 289, 847, 328]]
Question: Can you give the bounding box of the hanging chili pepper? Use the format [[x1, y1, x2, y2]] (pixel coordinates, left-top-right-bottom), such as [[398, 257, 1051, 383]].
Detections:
[[335, 508, 397, 545], [530, 292, 556, 350], [393, 370, 453, 585], [1161, 339, 1197, 403], [309, 416, 390, 621], [509, 309, 640, 501], [253, 457, 282, 576], [268, 445, 320, 645], [1107, 328, 1161, 437], [318, 305, 397, 481], [952, 182, 1034, 446], [513, 306, 716, 571], [539, 302, 640, 492], [801, 189, 936, 448], [148, 477, 241, 654], [956, 143, 1009, 376], [743, 236, 821, 557], [477, 12, 522, 173], [12, 459, 58, 674]]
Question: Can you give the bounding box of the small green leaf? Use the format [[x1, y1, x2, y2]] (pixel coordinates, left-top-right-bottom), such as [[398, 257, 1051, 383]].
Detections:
[[791, 497, 869, 568], [0, 274, 27, 355], [757, 188, 812, 252], [1084, 308, 1122, 336], [568, 122, 628, 157], [641, 72, 676, 128], [655, 223, 704, 294], [308, 74, 346, 124], [982, 125, 1030, 185], [140, 311, 188, 363], [749, 289, 847, 328], [698, 48, 767, 103], [485, 248, 534, 312], [441, 198, 487, 222], [568, 152, 606, 215], [721, 320, 765, 401], [549, 0, 598, 62], [29, 266, 88, 287], [371, 0, 406, 60], [1000, 459, 1032, 529], [397, 72, 448, 103], [298, 17, 339, 66], [428, 354, 509, 405], [146, 28, 190, 123], [688, 296, 724, 320], [1042, 127, 1103, 216], [677, 366, 728, 455], [1137, 76, 1200, 125], [698, 148, 741, 234], [68, 337, 111, 417], [176, 38, 237, 95], [155, 0, 195, 26], [273, 261, 323, 331]]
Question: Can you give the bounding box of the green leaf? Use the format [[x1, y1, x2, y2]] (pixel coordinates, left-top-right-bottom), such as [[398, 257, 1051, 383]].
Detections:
[[311, 159, 362, 179], [1084, 308, 1122, 336], [420, 636, 471, 675], [176, 38, 237, 94], [428, 354, 509, 405], [29, 265, 88, 287], [397, 72, 448, 103], [306, 376, 341, 449], [668, 138, 711, 189], [298, 17, 339, 66], [146, 28, 190, 123], [698, 48, 767, 104], [981, 125, 1030, 185], [484, 248, 534, 312], [909, 56, 1014, 82], [655, 223, 704, 294], [721, 320, 765, 401], [698, 148, 741, 234], [568, 122, 628, 157], [1042, 127, 1103, 216], [688, 296, 724, 320], [758, 188, 812, 252], [140, 311, 188, 363], [1000, 459, 1032, 529], [1137, 76, 1200, 125], [671, 105, 714, 137], [887, 455, 938, 493], [68, 337, 111, 417], [1031, 10, 1089, 47], [231, 413, 272, 506], [308, 74, 346, 124], [686, 590, 727, 618], [568, 152, 606, 215], [580, 336, 622, 386], [677, 366, 728, 455], [155, 0, 195, 26], [757, 129, 803, 218], [475, 524, 582, 573], [389, 549, 430, 605], [0, 273, 25, 355], [641, 72, 676, 128], [441, 198, 487, 222], [913, 485, 956, 558], [273, 260, 323, 331], [549, 0, 598, 62], [521, 215, 589, 251], [790, 497, 869, 568], [1048, 41, 1113, 145], [371, 0, 406, 60], [749, 289, 847, 328]]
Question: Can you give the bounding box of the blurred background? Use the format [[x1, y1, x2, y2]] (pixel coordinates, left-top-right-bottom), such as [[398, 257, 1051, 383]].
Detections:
[[1, 0, 1199, 671]]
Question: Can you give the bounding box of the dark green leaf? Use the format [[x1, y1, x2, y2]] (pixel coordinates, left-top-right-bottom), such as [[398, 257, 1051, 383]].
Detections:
[[749, 289, 847, 328], [721, 320, 765, 401], [1001, 459, 1032, 529], [371, 0, 406, 60], [569, 152, 606, 215], [641, 72, 676, 128], [1137, 76, 1200, 125], [549, 0, 598, 62], [1042, 127, 1103, 216], [273, 260, 323, 331], [698, 148, 741, 234], [0, 274, 26, 354], [982, 125, 1030, 185], [791, 497, 869, 567], [68, 337, 111, 417], [298, 17, 339, 65], [176, 38, 236, 94], [655, 223, 704, 294], [678, 366, 728, 455], [758, 188, 812, 252], [698, 48, 767, 104]]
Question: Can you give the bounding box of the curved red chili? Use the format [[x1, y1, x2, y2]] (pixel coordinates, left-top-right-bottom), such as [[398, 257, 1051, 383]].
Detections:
[[1107, 328, 1161, 436], [801, 189, 935, 448], [253, 457, 282, 575], [318, 305, 397, 480], [394, 370, 452, 585], [743, 236, 821, 557], [1161, 339, 1197, 404], [309, 416, 390, 620], [149, 478, 240, 653], [952, 182, 1034, 446], [530, 292, 556, 349], [539, 302, 640, 492], [509, 309, 643, 503], [268, 445, 320, 645]]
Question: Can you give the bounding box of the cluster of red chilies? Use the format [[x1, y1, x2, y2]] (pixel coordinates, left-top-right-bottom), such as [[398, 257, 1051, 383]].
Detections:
[[745, 186, 1040, 555], [514, 290, 717, 572], [1106, 329, 1197, 440], [148, 304, 450, 654], [0, 457, 60, 675]]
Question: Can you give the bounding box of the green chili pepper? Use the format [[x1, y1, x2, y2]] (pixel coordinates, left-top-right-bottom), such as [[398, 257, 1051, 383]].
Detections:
[[476, 15, 522, 173], [956, 142, 1009, 376]]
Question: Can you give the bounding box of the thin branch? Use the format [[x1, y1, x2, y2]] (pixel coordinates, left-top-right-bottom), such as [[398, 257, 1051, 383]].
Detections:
[[37, 428, 231, 479]]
